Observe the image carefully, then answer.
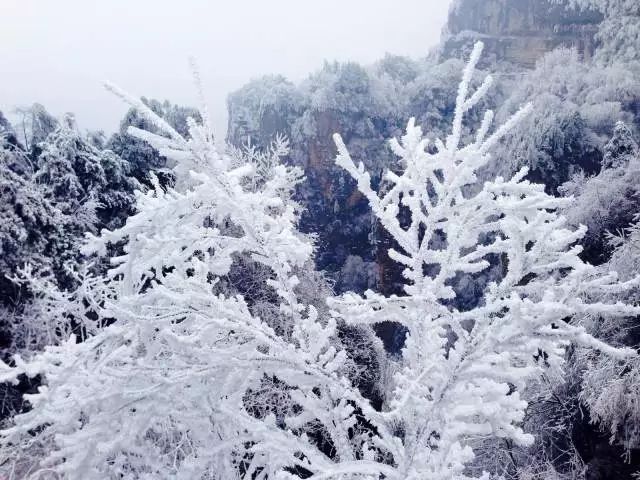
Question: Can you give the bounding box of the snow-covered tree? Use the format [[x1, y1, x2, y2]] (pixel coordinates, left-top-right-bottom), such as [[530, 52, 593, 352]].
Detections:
[[0, 110, 21, 150], [0, 143, 62, 322], [572, 215, 640, 457], [36, 114, 106, 232], [328, 41, 639, 479], [2, 42, 638, 480], [491, 47, 640, 192], [560, 121, 640, 264], [12, 103, 59, 157], [602, 120, 638, 169], [31, 113, 138, 292], [0, 80, 374, 479], [0, 138, 69, 416], [0, 109, 140, 356]]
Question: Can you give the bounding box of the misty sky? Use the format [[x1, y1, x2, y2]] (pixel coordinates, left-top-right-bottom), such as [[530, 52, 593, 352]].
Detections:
[[1, 0, 452, 138]]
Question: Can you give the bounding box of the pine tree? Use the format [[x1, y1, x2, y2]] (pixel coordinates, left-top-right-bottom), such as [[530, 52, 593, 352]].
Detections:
[[33, 113, 138, 288], [35, 114, 106, 233], [602, 121, 638, 170], [0, 143, 63, 323]]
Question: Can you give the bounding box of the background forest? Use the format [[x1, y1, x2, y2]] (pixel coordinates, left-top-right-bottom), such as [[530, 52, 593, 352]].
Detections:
[[1, 0, 640, 479]]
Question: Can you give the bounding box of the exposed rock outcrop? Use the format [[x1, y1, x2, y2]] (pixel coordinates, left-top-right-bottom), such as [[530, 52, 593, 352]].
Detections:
[[441, 0, 603, 67]]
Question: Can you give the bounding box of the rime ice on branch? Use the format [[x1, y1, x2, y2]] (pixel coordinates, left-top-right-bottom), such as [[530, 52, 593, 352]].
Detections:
[[1, 42, 638, 480], [329, 41, 639, 479], [0, 75, 374, 479]]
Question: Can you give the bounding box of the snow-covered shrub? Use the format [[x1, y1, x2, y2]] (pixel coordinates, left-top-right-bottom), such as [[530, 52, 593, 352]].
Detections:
[[329, 41, 639, 479], [574, 214, 640, 456], [0, 78, 369, 479]]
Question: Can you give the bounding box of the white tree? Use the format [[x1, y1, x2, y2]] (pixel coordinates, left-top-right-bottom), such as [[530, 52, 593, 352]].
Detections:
[[328, 41, 639, 479], [0, 80, 375, 479], [1, 43, 638, 480]]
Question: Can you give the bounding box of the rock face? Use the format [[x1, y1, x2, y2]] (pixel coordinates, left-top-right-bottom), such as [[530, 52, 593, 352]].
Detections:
[[441, 0, 603, 67]]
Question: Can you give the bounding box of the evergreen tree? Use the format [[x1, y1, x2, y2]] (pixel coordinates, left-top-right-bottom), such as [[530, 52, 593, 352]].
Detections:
[[602, 121, 639, 169], [34, 113, 138, 286], [0, 110, 138, 356], [0, 144, 62, 319]]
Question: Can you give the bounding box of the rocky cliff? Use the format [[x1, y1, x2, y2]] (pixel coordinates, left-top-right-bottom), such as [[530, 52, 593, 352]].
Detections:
[[441, 0, 603, 67]]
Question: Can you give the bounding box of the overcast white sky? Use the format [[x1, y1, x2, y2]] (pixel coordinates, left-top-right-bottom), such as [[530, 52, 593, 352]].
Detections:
[[1, 0, 452, 138]]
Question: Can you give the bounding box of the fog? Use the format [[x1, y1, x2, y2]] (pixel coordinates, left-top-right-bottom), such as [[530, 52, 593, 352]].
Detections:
[[0, 0, 452, 138]]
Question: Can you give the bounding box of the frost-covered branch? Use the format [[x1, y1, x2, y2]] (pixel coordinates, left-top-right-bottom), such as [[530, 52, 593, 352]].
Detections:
[[0, 77, 378, 479], [329, 41, 639, 479]]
